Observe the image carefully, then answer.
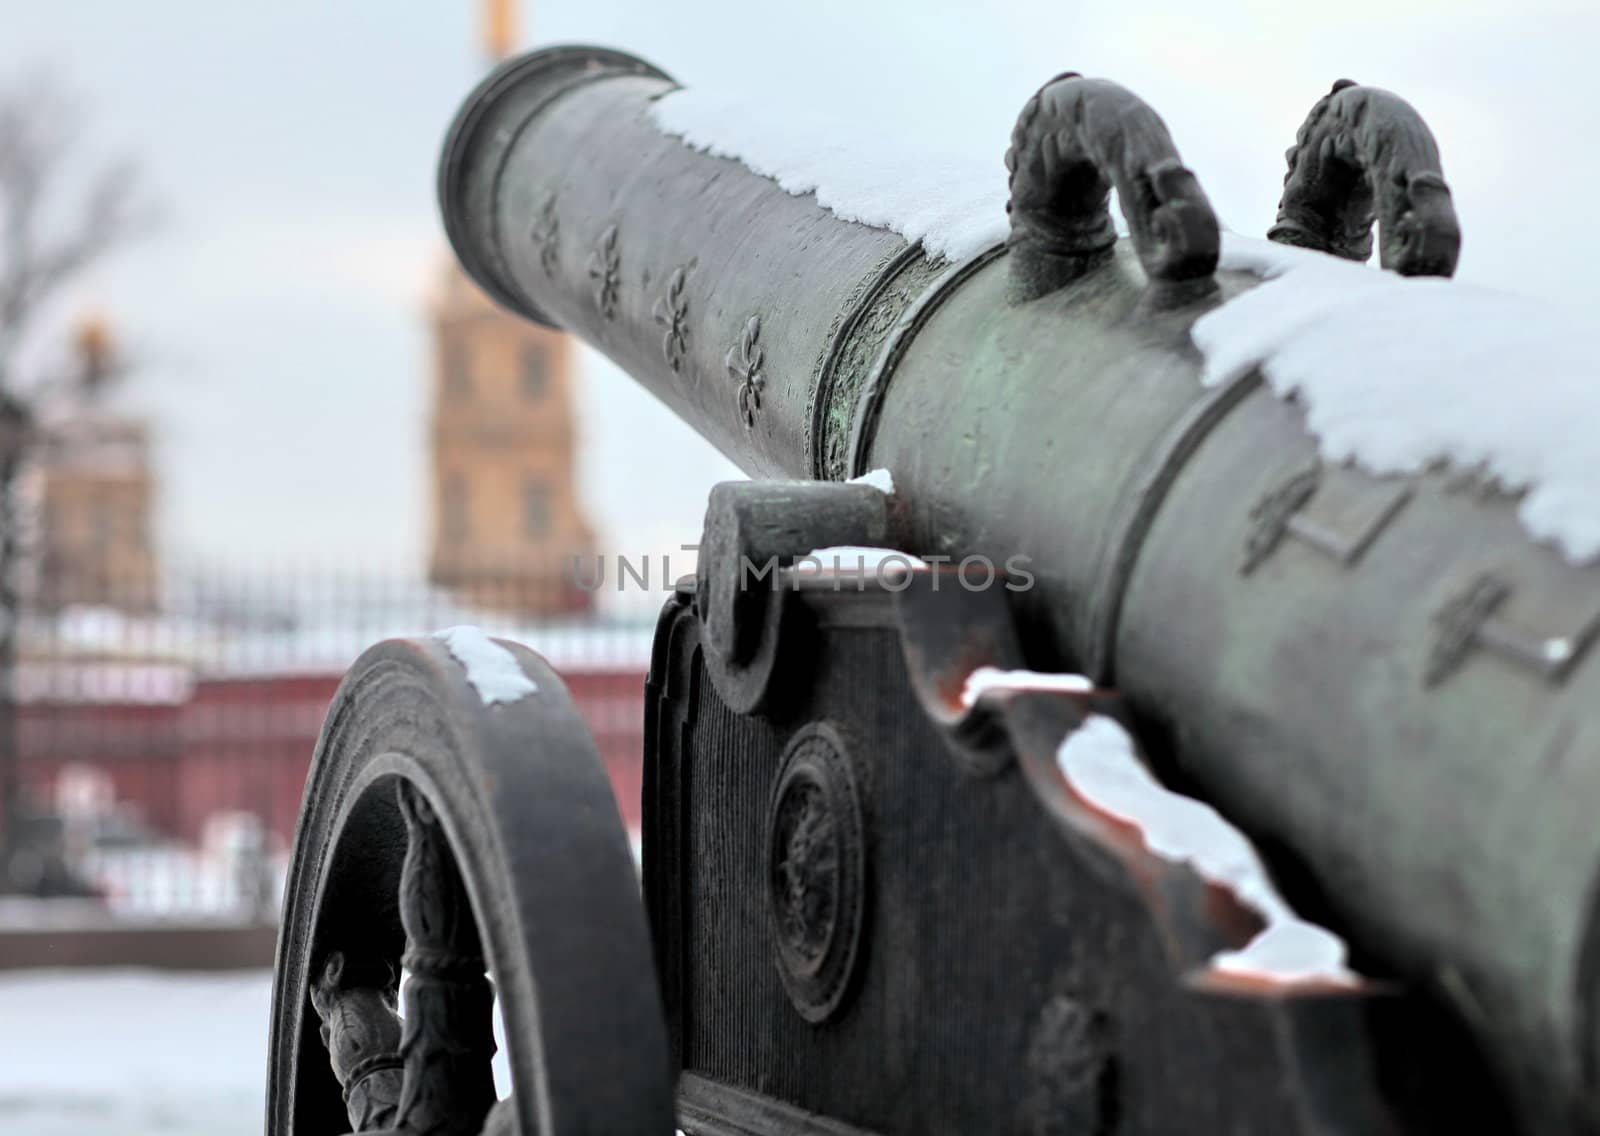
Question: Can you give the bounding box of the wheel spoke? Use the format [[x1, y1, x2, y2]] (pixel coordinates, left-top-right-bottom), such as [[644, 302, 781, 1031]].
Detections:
[[309, 950, 405, 1131], [393, 782, 498, 1135]]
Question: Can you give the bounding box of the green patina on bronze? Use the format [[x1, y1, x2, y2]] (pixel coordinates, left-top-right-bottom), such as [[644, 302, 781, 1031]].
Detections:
[[812, 250, 947, 481], [439, 45, 1600, 1133]]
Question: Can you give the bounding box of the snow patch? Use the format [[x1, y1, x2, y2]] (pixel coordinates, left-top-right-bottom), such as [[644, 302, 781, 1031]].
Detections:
[[794, 546, 927, 572], [1198, 232, 1600, 563], [1058, 714, 1356, 986], [651, 90, 1008, 262], [961, 666, 1093, 708], [433, 625, 538, 705], [847, 467, 896, 495]]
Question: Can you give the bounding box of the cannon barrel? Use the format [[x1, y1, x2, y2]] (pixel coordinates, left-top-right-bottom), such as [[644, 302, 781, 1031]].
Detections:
[[441, 45, 1600, 1128]]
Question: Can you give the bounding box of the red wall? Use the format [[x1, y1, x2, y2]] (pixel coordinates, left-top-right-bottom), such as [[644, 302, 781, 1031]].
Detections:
[[21, 701, 185, 834], [19, 665, 647, 849]]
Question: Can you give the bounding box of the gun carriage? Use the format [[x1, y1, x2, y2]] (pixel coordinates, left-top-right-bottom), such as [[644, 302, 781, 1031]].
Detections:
[[267, 45, 1600, 1135]]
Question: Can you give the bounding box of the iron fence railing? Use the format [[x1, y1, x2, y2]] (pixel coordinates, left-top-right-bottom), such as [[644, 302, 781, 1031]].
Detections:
[[0, 569, 652, 934]]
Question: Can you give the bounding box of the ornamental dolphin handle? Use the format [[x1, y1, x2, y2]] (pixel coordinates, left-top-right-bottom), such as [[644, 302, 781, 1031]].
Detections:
[[1270, 79, 1461, 277], [1004, 72, 1221, 302]]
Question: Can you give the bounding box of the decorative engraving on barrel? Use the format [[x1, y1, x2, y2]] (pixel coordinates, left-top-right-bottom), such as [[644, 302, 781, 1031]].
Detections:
[[726, 315, 766, 429], [1242, 467, 1321, 574], [1242, 466, 1413, 575], [1024, 995, 1115, 1136], [1428, 573, 1600, 686], [653, 265, 690, 372], [1270, 80, 1460, 278], [805, 245, 908, 472], [309, 951, 404, 1131], [766, 723, 866, 1023], [392, 781, 499, 1135], [1427, 575, 1510, 685], [814, 249, 945, 480], [529, 193, 559, 277], [846, 244, 1009, 480], [1006, 72, 1219, 302], [588, 224, 621, 320]]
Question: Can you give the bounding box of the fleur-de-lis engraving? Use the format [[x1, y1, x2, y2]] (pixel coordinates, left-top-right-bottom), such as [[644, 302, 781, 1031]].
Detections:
[[1240, 466, 1320, 574], [530, 194, 559, 276], [725, 315, 765, 428], [587, 224, 621, 319], [652, 266, 690, 372]]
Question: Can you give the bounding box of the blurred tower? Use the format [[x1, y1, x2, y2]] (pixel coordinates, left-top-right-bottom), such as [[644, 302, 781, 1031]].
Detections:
[[35, 415, 159, 613], [426, 0, 597, 616], [34, 319, 159, 613]]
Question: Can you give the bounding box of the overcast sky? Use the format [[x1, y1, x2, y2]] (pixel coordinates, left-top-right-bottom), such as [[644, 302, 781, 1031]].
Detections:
[[2, 0, 1595, 603]]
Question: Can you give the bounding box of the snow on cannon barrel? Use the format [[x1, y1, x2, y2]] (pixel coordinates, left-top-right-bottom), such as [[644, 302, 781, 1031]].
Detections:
[[440, 46, 1600, 1131]]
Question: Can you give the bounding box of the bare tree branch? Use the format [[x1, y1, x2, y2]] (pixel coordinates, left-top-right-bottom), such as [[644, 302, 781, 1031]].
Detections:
[[0, 75, 156, 399], [0, 72, 159, 873]]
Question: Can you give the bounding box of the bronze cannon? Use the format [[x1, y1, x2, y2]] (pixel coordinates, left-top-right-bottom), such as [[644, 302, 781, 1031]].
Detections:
[[268, 44, 1600, 1135]]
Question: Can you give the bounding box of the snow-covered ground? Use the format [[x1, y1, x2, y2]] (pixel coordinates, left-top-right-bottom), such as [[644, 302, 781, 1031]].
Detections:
[[0, 969, 522, 1135], [0, 969, 272, 1135]]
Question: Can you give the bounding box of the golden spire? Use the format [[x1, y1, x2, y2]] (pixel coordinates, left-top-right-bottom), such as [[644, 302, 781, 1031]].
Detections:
[[482, 0, 519, 63], [74, 313, 117, 392]]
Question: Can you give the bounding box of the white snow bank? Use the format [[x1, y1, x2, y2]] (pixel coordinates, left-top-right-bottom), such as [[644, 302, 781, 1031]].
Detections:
[[1058, 714, 1356, 986], [434, 625, 538, 705], [652, 90, 1008, 261], [652, 84, 1597, 561], [1198, 233, 1600, 563], [847, 468, 896, 495], [0, 969, 271, 1136], [960, 666, 1093, 708]]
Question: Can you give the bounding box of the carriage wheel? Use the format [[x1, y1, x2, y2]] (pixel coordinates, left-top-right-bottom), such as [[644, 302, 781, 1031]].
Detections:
[[266, 635, 672, 1135]]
